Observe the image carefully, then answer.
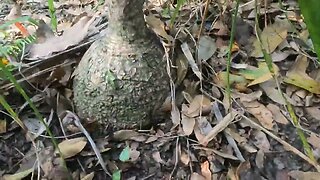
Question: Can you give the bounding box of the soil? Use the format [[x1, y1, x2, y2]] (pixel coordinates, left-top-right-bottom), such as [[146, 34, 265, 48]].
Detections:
[[0, 0, 319, 180]]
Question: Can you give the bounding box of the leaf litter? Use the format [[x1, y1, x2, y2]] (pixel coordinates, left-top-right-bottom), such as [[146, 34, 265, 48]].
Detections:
[[1, 0, 320, 179]]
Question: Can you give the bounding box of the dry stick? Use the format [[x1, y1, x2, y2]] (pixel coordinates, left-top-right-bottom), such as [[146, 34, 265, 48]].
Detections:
[[241, 114, 320, 172], [197, 0, 211, 40], [212, 102, 245, 162], [193, 146, 239, 160], [186, 138, 193, 172], [170, 137, 180, 179], [1, 60, 75, 91], [201, 111, 237, 146], [65, 111, 111, 177]]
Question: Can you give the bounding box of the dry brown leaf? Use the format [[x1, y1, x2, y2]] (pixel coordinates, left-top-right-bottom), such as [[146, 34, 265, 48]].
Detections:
[[171, 103, 181, 126], [186, 95, 211, 117], [295, 89, 308, 99], [152, 151, 165, 164], [197, 36, 217, 61], [194, 119, 208, 143], [255, 150, 265, 169], [305, 107, 320, 121], [266, 103, 289, 124], [3, 168, 33, 180], [193, 146, 239, 160], [201, 112, 236, 146], [227, 167, 237, 180], [30, 16, 95, 58], [271, 50, 290, 62], [288, 170, 320, 180], [176, 49, 189, 86], [129, 135, 147, 142], [214, 71, 248, 90], [35, 20, 55, 43], [307, 134, 320, 149], [181, 104, 196, 135], [251, 18, 290, 57], [213, 20, 229, 36], [260, 80, 286, 105], [235, 161, 251, 180], [129, 145, 140, 162], [180, 150, 190, 166], [252, 131, 270, 152], [113, 130, 140, 141], [145, 136, 158, 144], [4, 3, 21, 20], [181, 114, 196, 136], [224, 128, 247, 144], [197, 117, 213, 135], [201, 161, 212, 180], [81, 172, 94, 180], [58, 137, 87, 158], [0, 119, 6, 133], [145, 13, 174, 43], [235, 91, 262, 102], [242, 101, 275, 130], [190, 173, 206, 180], [241, 114, 320, 171], [181, 42, 203, 80]]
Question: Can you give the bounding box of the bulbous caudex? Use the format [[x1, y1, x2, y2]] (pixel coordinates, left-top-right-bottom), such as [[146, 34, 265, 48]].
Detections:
[[73, 0, 170, 128]]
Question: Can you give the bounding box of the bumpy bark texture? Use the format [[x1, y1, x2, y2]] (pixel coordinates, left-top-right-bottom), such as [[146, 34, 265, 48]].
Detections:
[[73, 0, 170, 128]]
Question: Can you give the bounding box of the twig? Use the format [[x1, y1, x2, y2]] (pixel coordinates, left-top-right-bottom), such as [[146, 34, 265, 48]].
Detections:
[[197, 0, 211, 39], [169, 137, 180, 179], [212, 102, 245, 162], [201, 111, 237, 145], [65, 111, 112, 177], [240, 114, 320, 172]]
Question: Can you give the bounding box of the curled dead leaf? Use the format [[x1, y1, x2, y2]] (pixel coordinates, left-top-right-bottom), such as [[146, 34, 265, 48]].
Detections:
[[30, 16, 95, 58], [288, 170, 320, 180], [266, 103, 289, 124], [197, 36, 217, 61], [201, 161, 212, 180], [242, 101, 275, 130], [181, 104, 195, 135], [58, 137, 87, 158], [185, 95, 211, 118], [113, 130, 140, 141], [190, 173, 206, 180]]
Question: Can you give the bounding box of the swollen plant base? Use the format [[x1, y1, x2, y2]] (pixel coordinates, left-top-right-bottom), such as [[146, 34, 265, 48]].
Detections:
[[73, 0, 170, 128]]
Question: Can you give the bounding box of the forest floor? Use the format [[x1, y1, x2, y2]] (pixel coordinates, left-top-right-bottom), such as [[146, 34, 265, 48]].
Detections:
[[1, 0, 320, 179]]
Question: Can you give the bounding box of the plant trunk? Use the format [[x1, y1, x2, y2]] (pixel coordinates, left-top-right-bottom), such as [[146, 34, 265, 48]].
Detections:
[[73, 0, 170, 128]]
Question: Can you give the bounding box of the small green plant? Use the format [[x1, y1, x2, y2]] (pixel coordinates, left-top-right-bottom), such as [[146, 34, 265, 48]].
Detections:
[[0, 17, 37, 81], [298, 0, 320, 62], [225, 0, 240, 106], [254, 1, 315, 161], [0, 16, 38, 61], [111, 146, 130, 180], [0, 15, 69, 177], [112, 170, 121, 180], [47, 0, 57, 31], [169, 0, 187, 28]]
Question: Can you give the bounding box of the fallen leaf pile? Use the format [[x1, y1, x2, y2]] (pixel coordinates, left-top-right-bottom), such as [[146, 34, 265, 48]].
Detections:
[[1, 0, 320, 179]]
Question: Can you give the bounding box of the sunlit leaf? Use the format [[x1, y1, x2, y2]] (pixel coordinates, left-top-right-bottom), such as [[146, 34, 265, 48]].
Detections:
[[112, 170, 121, 180], [251, 18, 290, 57], [238, 62, 279, 86], [119, 146, 130, 162], [58, 137, 87, 158], [284, 55, 320, 94]]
